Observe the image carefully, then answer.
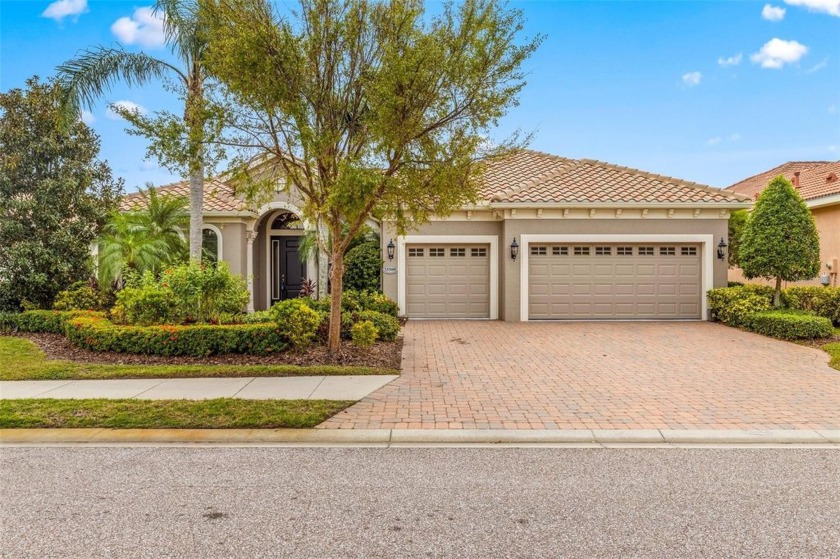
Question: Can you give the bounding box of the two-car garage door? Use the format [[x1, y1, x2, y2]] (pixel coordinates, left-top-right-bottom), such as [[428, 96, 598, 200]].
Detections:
[[528, 244, 702, 319]]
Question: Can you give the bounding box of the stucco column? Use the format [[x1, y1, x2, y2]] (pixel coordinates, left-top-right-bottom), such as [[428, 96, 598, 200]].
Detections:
[[246, 231, 256, 312]]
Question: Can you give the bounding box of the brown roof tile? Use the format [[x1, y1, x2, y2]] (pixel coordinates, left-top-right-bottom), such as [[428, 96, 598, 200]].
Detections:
[[480, 150, 748, 205], [726, 161, 840, 202], [119, 178, 245, 213]]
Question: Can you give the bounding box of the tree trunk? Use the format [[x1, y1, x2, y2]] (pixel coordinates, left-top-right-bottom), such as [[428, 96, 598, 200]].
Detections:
[[188, 164, 204, 261], [327, 248, 345, 353], [773, 276, 782, 308]]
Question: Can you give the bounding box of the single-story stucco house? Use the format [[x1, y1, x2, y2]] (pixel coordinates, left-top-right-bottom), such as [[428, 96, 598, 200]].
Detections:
[[726, 160, 840, 287], [122, 150, 751, 320]]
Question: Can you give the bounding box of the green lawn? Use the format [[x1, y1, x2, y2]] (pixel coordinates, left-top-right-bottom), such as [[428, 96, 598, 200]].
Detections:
[[0, 398, 352, 429], [0, 336, 397, 381]]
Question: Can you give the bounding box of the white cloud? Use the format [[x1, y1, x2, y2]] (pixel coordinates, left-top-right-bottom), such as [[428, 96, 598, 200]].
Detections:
[[762, 4, 787, 20], [111, 7, 166, 48], [41, 0, 88, 22], [784, 0, 840, 16], [750, 38, 808, 68], [804, 57, 829, 73], [81, 110, 95, 125], [106, 100, 147, 120], [706, 137, 722, 146], [717, 53, 743, 67], [682, 71, 702, 86]]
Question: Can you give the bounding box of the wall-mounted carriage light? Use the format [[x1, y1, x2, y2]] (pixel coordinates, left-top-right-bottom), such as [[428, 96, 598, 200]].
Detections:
[[387, 239, 395, 261], [510, 238, 519, 261], [717, 237, 728, 261]]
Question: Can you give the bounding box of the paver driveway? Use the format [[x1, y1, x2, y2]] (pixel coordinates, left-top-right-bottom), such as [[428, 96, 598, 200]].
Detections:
[[320, 321, 840, 430]]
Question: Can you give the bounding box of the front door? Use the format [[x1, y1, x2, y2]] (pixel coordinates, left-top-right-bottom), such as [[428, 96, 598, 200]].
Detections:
[[270, 236, 307, 303]]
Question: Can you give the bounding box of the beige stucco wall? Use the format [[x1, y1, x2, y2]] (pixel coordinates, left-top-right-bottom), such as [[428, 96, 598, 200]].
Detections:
[[382, 217, 730, 321], [728, 202, 840, 287]]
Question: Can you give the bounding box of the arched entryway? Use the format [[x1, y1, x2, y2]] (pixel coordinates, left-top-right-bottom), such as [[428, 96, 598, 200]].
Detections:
[[265, 209, 307, 303]]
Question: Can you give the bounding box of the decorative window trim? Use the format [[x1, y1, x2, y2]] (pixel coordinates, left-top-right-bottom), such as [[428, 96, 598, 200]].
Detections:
[[450, 247, 466, 257], [617, 246, 633, 256], [638, 246, 655, 256], [471, 247, 487, 257], [202, 224, 223, 262], [408, 247, 424, 257], [660, 246, 676, 256], [595, 246, 612, 256], [530, 246, 547, 256], [681, 246, 698, 256], [552, 246, 569, 256], [574, 246, 590, 256], [429, 248, 446, 257]]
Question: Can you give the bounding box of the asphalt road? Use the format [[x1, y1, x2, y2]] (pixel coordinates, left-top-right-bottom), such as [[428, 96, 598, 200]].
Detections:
[[1, 447, 838, 558]]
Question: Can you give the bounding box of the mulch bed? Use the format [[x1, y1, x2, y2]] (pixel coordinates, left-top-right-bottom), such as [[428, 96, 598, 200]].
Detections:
[[800, 331, 840, 349], [14, 332, 402, 370]]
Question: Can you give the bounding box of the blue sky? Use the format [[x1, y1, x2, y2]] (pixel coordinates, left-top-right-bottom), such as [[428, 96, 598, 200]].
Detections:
[[1, 0, 838, 191]]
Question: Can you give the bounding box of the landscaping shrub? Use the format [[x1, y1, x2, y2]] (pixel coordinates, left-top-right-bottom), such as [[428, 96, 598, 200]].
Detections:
[[343, 242, 382, 292], [782, 286, 840, 325], [163, 262, 249, 322], [351, 320, 378, 347], [305, 290, 399, 320], [0, 310, 99, 334], [742, 310, 833, 340], [354, 310, 399, 341], [271, 299, 322, 351], [240, 310, 274, 324], [52, 282, 111, 311], [707, 285, 773, 326], [64, 315, 286, 356], [114, 284, 180, 326]]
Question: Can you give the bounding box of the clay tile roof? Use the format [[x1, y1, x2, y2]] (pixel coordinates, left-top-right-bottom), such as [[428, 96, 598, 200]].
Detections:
[[480, 150, 749, 205], [119, 178, 246, 213], [726, 161, 840, 202]]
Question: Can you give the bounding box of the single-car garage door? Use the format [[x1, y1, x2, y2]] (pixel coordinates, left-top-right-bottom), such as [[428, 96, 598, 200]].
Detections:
[[406, 244, 490, 318], [528, 244, 701, 319]]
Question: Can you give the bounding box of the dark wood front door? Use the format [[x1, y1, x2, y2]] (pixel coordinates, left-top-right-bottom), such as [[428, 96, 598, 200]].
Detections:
[[270, 236, 306, 302]]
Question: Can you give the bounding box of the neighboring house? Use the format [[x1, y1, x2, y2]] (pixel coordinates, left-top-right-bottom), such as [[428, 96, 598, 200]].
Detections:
[[122, 150, 750, 320], [726, 161, 840, 287]]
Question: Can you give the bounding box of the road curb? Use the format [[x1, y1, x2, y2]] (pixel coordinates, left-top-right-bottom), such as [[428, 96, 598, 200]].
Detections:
[[2, 428, 839, 446]]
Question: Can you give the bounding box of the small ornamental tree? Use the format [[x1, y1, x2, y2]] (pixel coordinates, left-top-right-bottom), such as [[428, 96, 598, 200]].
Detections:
[[739, 175, 820, 306], [199, 0, 542, 352]]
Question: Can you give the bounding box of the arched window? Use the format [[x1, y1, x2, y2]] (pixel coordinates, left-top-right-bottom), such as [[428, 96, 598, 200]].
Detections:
[[270, 212, 303, 230], [202, 226, 222, 263]]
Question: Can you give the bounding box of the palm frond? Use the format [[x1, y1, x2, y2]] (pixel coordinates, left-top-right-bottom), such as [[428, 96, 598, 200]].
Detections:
[[56, 47, 185, 116], [154, 0, 205, 70]]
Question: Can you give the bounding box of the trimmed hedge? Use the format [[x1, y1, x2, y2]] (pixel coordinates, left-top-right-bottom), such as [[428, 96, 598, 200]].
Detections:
[[0, 310, 101, 334], [743, 310, 833, 340], [782, 286, 840, 325], [64, 315, 286, 356], [707, 285, 773, 326], [354, 310, 399, 341]]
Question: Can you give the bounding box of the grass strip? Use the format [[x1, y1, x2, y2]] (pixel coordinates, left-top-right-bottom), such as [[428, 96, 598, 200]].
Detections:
[[0, 337, 397, 381], [822, 342, 840, 372], [0, 398, 353, 429]]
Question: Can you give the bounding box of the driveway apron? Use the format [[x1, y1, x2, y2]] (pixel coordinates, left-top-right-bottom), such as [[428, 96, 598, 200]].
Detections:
[[319, 320, 840, 430]]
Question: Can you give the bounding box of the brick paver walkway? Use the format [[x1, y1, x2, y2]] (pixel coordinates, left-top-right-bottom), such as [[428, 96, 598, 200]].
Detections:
[[320, 321, 840, 430]]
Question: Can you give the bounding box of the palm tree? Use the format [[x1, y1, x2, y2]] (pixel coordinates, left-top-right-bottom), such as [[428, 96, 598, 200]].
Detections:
[[99, 187, 188, 287], [56, 0, 208, 261]]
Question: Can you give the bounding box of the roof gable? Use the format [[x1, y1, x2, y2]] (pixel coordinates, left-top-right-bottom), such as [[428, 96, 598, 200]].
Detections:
[[119, 179, 245, 213]]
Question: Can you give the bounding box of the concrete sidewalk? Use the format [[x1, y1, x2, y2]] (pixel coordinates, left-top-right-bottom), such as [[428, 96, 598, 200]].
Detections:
[[0, 375, 398, 401]]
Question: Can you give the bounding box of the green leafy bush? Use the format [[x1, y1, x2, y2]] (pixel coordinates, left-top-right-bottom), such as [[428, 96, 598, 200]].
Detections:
[[782, 287, 840, 325], [64, 315, 286, 356], [0, 310, 99, 334], [52, 282, 111, 311], [113, 284, 180, 326], [272, 299, 322, 351], [240, 310, 274, 324], [707, 285, 773, 326], [743, 310, 833, 340], [343, 242, 382, 292], [307, 289, 398, 317], [351, 320, 378, 347], [163, 262, 249, 323], [354, 310, 399, 341]]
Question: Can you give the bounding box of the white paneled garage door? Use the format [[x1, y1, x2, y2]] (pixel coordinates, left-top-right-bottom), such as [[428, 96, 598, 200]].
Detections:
[[405, 244, 490, 318], [528, 244, 702, 319]]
